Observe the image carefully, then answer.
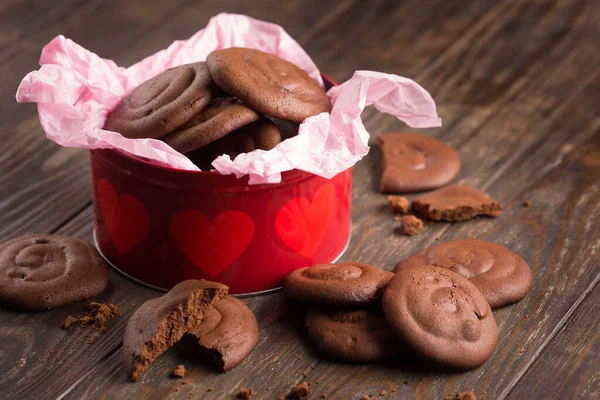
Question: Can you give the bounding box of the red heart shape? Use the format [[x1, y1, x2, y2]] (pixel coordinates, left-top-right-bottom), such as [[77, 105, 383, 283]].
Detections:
[[171, 210, 254, 278], [276, 183, 335, 259], [96, 179, 150, 255]]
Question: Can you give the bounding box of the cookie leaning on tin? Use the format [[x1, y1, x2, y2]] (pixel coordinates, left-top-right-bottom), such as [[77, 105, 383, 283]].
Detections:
[[0, 234, 109, 312]]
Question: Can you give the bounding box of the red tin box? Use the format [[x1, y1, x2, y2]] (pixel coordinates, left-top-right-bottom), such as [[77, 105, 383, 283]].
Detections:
[[90, 75, 352, 295]]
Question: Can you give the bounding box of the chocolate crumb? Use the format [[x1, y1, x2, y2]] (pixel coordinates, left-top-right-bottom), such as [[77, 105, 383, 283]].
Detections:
[[289, 382, 312, 398], [172, 365, 187, 378], [387, 195, 410, 214], [523, 200, 532, 207], [61, 302, 121, 332], [445, 392, 478, 400], [399, 215, 424, 236], [60, 315, 77, 329], [237, 387, 257, 399]]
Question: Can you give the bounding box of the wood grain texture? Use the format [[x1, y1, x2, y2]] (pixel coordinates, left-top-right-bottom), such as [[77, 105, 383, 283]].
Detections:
[[0, 0, 599, 399], [507, 280, 600, 400]]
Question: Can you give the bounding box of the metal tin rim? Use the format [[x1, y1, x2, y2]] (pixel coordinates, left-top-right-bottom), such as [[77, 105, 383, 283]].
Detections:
[[93, 227, 350, 298]]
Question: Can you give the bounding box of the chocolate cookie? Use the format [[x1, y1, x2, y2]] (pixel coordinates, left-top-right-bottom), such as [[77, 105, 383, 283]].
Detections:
[[305, 308, 402, 363], [187, 117, 282, 170], [378, 133, 460, 193], [0, 234, 109, 312], [412, 185, 502, 221], [396, 240, 532, 308], [187, 296, 259, 372], [383, 265, 498, 369], [206, 48, 331, 123], [282, 262, 394, 306], [105, 62, 218, 139], [123, 280, 228, 381], [163, 97, 260, 154]]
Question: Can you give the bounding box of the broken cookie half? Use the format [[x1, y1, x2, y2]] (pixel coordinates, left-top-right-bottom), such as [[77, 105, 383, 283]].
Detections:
[[123, 280, 229, 381], [186, 296, 259, 372]]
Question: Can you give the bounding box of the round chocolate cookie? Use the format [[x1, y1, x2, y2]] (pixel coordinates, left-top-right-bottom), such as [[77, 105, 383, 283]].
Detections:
[[282, 262, 394, 306], [396, 240, 532, 309], [383, 265, 498, 369], [105, 62, 218, 139], [0, 234, 109, 312], [412, 185, 503, 221], [187, 117, 282, 170], [378, 132, 461, 193], [123, 280, 229, 381], [163, 97, 260, 153], [187, 296, 259, 372], [206, 48, 331, 123], [305, 308, 403, 363]]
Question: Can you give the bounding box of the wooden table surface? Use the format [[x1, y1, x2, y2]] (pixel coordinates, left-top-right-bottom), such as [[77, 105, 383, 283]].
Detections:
[[1, 0, 599, 399]]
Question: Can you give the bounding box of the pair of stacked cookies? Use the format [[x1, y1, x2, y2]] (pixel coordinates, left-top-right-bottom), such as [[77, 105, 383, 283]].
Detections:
[[123, 279, 259, 381], [283, 239, 532, 369], [105, 48, 331, 170]]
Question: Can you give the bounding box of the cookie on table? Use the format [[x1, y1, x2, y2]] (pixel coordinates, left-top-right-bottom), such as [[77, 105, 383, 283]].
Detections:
[[163, 97, 260, 154], [383, 265, 498, 369], [105, 62, 219, 139], [206, 48, 331, 123], [282, 262, 394, 306], [0, 234, 109, 312], [412, 185, 502, 221], [396, 239, 532, 308], [186, 296, 259, 372], [187, 117, 282, 170], [123, 280, 228, 381], [378, 133, 460, 193], [305, 308, 403, 363]]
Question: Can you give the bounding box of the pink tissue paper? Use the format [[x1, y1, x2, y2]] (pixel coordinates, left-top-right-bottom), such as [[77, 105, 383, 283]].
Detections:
[[16, 13, 441, 184]]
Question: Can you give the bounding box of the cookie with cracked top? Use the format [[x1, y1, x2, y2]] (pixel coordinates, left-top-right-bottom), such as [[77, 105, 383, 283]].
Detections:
[[383, 265, 498, 369]]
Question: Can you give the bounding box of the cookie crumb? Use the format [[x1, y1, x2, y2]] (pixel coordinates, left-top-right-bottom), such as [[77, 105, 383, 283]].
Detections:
[[360, 395, 372, 400], [60, 315, 77, 329], [387, 195, 410, 214], [399, 215, 424, 236], [172, 365, 187, 378], [380, 390, 387, 396], [237, 387, 257, 399], [207, 387, 213, 392], [61, 302, 121, 333], [321, 393, 328, 398], [303, 371, 310, 378], [523, 200, 531, 207], [86, 335, 97, 345], [445, 392, 477, 400], [289, 382, 312, 398]]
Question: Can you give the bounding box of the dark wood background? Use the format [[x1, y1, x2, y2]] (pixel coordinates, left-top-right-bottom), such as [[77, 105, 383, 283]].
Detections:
[[1, 0, 599, 399]]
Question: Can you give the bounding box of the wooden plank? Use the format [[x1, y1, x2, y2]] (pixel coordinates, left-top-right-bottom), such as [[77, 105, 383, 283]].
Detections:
[[507, 279, 600, 400]]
